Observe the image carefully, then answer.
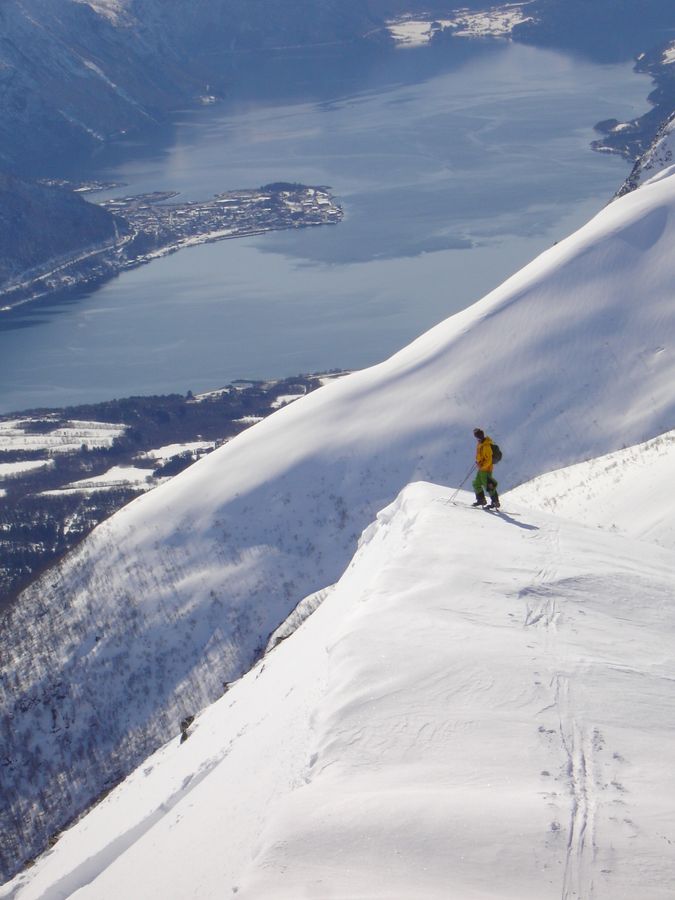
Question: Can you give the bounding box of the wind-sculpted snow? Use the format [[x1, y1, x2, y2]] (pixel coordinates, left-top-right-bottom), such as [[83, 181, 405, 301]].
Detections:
[[509, 427, 675, 546], [5, 171, 675, 880], [4, 483, 675, 899]]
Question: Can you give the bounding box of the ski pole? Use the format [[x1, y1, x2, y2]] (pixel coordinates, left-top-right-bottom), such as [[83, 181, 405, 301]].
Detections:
[[447, 463, 476, 504]]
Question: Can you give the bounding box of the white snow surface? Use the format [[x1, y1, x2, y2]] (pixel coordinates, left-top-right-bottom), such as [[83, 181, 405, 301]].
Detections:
[[450, 3, 533, 38], [6, 169, 675, 880], [0, 459, 54, 479], [5, 482, 675, 899], [386, 18, 453, 47], [387, 4, 532, 46], [138, 441, 216, 463], [51, 465, 155, 494], [663, 41, 675, 65], [270, 393, 305, 409], [510, 428, 675, 548], [0, 419, 126, 454]]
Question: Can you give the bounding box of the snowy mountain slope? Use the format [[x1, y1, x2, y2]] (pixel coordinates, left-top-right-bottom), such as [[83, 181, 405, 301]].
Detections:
[[5, 170, 675, 879], [4, 482, 675, 899], [508, 427, 675, 547]]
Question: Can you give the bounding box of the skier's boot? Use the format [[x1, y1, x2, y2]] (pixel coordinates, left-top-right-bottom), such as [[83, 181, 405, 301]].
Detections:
[[472, 491, 487, 507], [488, 491, 500, 510]]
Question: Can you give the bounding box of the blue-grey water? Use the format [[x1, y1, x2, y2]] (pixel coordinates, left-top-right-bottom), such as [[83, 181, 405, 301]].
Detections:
[[0, 42, 649, 412]]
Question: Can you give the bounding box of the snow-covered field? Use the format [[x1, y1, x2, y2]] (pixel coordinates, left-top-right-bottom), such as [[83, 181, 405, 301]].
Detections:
[[450, 3, 533, 38], [47, 465, 156, 495], [0, 459, 54, 480], [387, 4, 532, 47], [270, 393, 305, 409], [5, 482, 674, 899], [386, 17, 454, 48], [0, 419, 126, 454], [233, 415, 264, 424], [138, 441, 217, 464]]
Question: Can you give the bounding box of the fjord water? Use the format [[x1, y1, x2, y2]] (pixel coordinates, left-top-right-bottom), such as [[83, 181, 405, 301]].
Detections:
[[0, 42, 649, 412]]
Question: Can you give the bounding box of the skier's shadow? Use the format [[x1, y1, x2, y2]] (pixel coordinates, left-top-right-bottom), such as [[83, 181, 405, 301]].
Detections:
[[494, 511, 539, 531]]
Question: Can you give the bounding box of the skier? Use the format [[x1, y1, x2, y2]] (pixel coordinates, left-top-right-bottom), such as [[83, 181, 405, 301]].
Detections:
[[472, 427, 500, 509]]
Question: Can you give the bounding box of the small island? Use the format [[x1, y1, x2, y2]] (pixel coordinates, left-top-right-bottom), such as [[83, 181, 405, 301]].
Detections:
[[0, 183, 342, 311]]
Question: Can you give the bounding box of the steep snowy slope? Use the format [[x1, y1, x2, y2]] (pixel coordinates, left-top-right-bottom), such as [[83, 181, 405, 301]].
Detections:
[[3, 482, 674, 899], [509, 427, 675, 547], [5, 170, 675, 879]]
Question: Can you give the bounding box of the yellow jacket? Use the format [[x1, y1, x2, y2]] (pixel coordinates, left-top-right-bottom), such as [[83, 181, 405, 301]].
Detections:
[[476, 436, 493, 472]]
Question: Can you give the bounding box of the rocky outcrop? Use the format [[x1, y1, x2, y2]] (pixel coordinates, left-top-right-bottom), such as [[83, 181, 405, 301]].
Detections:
[[617, 111, 675, 196]]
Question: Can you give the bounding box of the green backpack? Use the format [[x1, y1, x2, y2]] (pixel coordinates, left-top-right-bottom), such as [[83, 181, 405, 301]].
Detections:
[[491, 442, 502, 464]]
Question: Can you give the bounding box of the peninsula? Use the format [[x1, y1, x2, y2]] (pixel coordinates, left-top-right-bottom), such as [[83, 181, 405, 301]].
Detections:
[[0, 183, 342, 311]]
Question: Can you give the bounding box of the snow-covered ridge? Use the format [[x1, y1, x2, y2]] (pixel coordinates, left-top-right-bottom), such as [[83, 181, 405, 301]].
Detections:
[[4, 482, 674, 898], [5, 166, 675, 879], [508, 427, 675, 548]]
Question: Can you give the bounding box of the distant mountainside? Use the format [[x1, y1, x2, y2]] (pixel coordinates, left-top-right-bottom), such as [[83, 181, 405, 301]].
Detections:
[[0, 0, 189, 175], [0, 0, 379, 176], [517, 0, 675, 163], [4, 153, 675, 879], [516, 0, 675, 61], [0, 174, 119, 287], [3, 0, 675, 178]]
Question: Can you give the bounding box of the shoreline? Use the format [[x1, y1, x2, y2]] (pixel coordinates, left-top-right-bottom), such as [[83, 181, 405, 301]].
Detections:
[[0, 184, 342, 314]]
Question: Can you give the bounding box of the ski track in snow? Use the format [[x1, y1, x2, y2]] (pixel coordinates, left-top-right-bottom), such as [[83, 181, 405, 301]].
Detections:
[[556, 675, 597, 900]]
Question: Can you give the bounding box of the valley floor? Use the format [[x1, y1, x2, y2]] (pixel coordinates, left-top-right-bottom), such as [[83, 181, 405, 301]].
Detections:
[[5, 481, 674, 899]]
